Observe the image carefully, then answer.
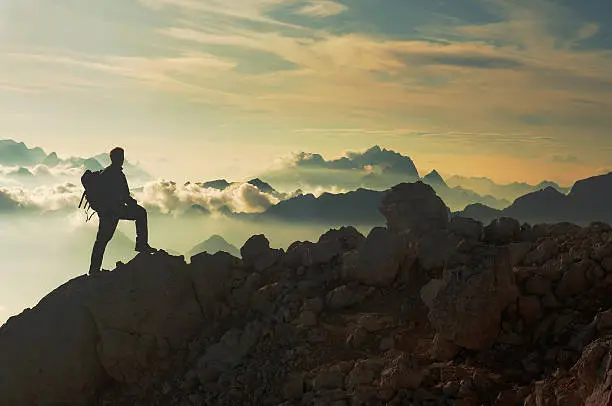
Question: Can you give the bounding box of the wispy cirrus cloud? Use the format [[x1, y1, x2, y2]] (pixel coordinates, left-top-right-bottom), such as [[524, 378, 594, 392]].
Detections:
[[295, 1, 348, 18], [1, 0, 612, 184]]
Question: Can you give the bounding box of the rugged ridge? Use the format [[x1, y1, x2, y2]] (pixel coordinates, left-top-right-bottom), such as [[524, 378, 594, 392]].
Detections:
[[3, 181, 612, 405]]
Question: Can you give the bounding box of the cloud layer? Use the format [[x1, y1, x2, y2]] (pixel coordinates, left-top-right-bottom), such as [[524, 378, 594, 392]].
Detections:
[[136, 180, 281, 215]]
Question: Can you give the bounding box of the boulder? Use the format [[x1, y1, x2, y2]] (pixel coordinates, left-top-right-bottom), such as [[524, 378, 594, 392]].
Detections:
[[190, 251, 242, 308], [420, 279, 446, 308], [197, 321, 263, 383], [380, 181, 451, 237], [484, 217, 521, 245], [240, 234, 282, 272], [0, 277, 108, 406], [418, 230, 463, 271], [326, 285, 368, 310], [524, 239, 559, 265], [352, 227, 415, 287], [0, 252, 206, 405], [450, 217, 483, 241], [518, 296, 543, 325], [86, 253, 205, 384], [426, 247, 519, 350], [556, 262, 590, 299], [318, 226, 366, 251]]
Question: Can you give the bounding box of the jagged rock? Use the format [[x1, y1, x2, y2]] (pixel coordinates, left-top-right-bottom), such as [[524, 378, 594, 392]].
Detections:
[[508, 242, 534, 266], [313, 366, 347, 390], [358, 313, 392, 332], [240, 234, 282, 272], [352, 227, 415, 287], [524, 275, 552, 295], [302, 297, 324, 315], [346, 359, 385, 389], [420, 279, 446, 308], [0, 277, 108, 406], [426, 247, 519, 350], [326, 285, 367, 310], [418, 230, 463, 271], [283, 241, 315, 269], [346, 327, 369, 349], [191, 251, 242, 309], [518, 296, 543, 325], [450, 217, 483, 241], [251, 282, 284, 315], [296, 310, 318, 327], [283, 373, 304, 400], [429, 334, 460, 361], [380, 355, 424, 391], [380, 181, 451, 237], [196, 321, 263, 384], [318, 226, 366, 251], [556, 262, 590, 299], [524, 239, 559, 265], [484, 218, 521, 245], [87, 253, 205, 384]]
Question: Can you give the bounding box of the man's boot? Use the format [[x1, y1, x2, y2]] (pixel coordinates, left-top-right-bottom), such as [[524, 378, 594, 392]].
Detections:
[[135, 239, 157, 254]]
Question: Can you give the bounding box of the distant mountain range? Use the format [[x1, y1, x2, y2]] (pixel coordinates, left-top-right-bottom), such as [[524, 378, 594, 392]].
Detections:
[[456, 172, 612, 225], [0, 139, 151, 184], [215, 171, 612, 228], [1, 139, 589, 224], [446, 175, 570, 203], [186, 235, 240, 259]]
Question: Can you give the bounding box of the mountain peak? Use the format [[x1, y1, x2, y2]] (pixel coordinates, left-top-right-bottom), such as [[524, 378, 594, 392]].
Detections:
[[422, 169, 447, 186]]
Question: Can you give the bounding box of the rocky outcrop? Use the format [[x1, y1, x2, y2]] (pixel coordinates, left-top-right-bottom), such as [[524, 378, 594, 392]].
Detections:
[[380, 181, 450, 237], [6, 182, 612, 405], [424, 247, 519, 350]]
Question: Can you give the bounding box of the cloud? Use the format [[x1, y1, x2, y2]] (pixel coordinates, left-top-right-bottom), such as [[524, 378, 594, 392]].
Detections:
[[1, 183, 82, 212], [296, 1, 348, 18], [136, 180, 280, 214]]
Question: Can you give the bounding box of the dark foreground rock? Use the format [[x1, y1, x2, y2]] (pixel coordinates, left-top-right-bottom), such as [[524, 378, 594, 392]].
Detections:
[[3, 183, 612, 405]]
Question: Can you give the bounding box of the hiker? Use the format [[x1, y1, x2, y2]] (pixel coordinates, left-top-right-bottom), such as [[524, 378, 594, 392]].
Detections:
[[88, 147, 156, 275]]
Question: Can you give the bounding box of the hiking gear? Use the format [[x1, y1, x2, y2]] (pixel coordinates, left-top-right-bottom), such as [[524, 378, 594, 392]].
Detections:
[[135, 242, 157, 254], [79, 169, 108, 221]]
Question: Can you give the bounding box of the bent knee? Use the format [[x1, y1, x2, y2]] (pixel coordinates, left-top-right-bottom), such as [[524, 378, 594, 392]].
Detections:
[[137, 205, 147, 217]]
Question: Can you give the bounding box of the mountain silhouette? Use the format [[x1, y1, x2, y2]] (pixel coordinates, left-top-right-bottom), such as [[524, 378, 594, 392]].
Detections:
[[186, 235, 240, 258], [422, 169, 446, 186], [198, 179, 232, 190], [446, 175, 569, 202], [455, 172, 612, 225], [0, 140, 46, 166], [256, 188, 385, 225]]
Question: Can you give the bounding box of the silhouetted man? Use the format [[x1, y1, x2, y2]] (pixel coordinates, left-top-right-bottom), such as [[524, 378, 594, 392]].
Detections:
[[89, 147, 156, 275]]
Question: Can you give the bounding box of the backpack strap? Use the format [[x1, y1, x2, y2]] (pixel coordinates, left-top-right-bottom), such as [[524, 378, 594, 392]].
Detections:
[[78, 191, 86, 209]]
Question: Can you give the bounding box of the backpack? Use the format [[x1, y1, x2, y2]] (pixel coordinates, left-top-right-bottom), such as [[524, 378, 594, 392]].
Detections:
[[78, 169, 107, 221]]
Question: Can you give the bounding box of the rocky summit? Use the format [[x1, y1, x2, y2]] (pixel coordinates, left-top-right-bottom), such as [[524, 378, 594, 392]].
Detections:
[[3, 181, 612, 405]]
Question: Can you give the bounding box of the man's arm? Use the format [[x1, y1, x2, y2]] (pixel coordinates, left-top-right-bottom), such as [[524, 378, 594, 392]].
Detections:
[[120, 172, 137, 204]]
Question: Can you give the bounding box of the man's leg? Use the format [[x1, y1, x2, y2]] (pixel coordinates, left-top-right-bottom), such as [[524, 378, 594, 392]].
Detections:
[[119, 204, 153, 252], [89, 215, 119, 275]]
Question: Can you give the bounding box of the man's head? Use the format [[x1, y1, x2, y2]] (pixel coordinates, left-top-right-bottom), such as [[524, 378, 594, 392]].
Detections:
[[110, 147, 125, 166]]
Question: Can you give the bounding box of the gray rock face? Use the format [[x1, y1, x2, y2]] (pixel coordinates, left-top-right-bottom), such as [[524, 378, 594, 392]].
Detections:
[[352, 227, 415, 287], [240, 234, 282, 272], [484, 217, 521, 245], [450, 217, 483, 241], [380, 181, 451, 237], [0, 277, 107, 406], [425, 247, 519, 350], [0, 252, 207, 405], [85, 253, 205, 384]]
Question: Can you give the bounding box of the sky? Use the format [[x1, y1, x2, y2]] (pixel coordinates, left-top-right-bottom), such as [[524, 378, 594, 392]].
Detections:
[[1, 0, 611, 185]]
